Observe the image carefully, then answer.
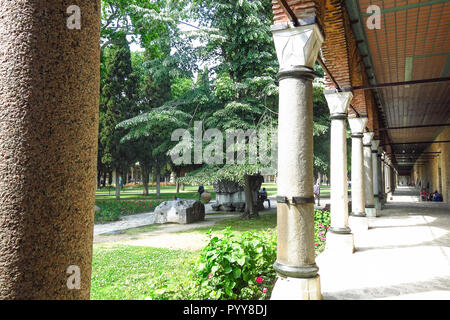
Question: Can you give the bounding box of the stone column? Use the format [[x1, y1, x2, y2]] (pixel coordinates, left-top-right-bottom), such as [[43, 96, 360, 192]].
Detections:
[[371, 139, 381, 213], [377, 147, 385, 205], [270, 23, 324, 300], [385, 159, 392, 200], [348, 117, 368, 209], [0, 1, 101, 299], [323, 91, 354, 254], [363, 132, 376, 217]]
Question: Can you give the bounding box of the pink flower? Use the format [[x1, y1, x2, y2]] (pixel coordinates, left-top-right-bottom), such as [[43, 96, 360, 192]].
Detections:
[[208, 273, 212, 280], [256, 277, 263, 284], [320, 237, 326, 241], [123, 207, 126, 209], [262, 288, 267, 293], [326, 226, 330, 230], [314, 243, 318, 247], [121, 211, 124, 214], [143, 206, 145, 208], [319, 231, 324, 235]]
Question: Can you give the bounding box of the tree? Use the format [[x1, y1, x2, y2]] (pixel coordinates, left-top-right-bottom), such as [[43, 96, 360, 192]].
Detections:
[[99, 32, 138, 200], [174, 0, 279, 219]]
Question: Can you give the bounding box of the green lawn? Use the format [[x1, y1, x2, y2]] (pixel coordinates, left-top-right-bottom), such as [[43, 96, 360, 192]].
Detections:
[[90, 207, 331, 300], [180, 209, 277, 237], [91, 245, 199, 300]]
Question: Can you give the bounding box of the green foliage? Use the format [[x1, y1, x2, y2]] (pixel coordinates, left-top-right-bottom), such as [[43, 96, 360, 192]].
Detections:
[[312, 85, 331, 176], [194, 208, 330, 299], [195, 227, 276, 300], [99, 33, 138, 173], [95, 199, 161, 223], [314, 209, 331, 252]]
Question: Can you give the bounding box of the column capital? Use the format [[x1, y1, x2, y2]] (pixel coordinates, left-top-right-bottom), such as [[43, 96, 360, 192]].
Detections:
[[363, 132, 374, 145], [371, 139, 380, 151], [271, 24, 324, 72], [324, 91, 353, 116], [348, 116, 368, 135]]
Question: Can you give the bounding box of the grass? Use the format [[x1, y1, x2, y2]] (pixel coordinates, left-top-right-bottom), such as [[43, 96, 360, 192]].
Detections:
[[180, 209, 277, 237], [91, 244, 199, 300], [90, 208, 329, 300]]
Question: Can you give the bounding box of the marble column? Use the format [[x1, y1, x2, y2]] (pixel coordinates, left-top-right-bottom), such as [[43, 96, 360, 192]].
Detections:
[[0, 1, 101, 299], [371, 139, 381, 214], [270, 23, 324, 300], [363, 132, 376, 217], [323, 91, 354, 254], [348, 117, 367, 216], [377, 147, 385, 205]]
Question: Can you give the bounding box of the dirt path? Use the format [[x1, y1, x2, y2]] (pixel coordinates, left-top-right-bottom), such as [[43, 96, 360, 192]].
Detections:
[[93, 212, 236, 250]]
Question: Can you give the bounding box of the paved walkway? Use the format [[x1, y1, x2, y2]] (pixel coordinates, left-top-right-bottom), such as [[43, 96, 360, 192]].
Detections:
[[317, 186, 450, 300]]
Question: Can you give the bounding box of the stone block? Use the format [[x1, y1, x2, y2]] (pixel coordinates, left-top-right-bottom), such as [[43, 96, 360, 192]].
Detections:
[[348, 215, 368, 233], [154, 200, 205, 224], [271, 275, 322, 300], [365, 207, 378, 217], [324, 232, 355, 255]]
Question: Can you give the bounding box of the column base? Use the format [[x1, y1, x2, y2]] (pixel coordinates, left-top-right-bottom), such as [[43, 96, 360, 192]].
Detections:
[[324, 231, 355, 255], [374, 197, 382, 210], [365, 207, 378, 217], [271, 275, 322, 300], [348, 215, 368, 232]]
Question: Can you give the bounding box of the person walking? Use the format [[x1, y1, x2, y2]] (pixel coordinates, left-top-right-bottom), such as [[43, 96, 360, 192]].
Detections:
[[314, 181, 321, 206]]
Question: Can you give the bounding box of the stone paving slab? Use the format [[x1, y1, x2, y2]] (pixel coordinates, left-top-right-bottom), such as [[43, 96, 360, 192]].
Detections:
[[317, 187, 450, 300]]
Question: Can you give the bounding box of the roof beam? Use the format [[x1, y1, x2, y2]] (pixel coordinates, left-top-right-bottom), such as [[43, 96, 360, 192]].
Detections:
[[376, 123, 450, 131], [381, 140, 450, 146], [361, 0, 450, 16], [343, 77, 450, 91]]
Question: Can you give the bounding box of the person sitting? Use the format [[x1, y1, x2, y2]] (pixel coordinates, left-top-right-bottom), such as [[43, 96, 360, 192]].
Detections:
[[197, 185, 204, 200], [173, 195, 180, 201], [420, 189, 428, 201], [260, 188, 270, 208], [433, 191, 443, 202]]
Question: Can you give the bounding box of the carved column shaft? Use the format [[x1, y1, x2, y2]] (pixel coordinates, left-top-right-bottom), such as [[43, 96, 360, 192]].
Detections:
[[0, 1, 100, 299], [348, 117, 368, 217], [270, 23, 324, 300]]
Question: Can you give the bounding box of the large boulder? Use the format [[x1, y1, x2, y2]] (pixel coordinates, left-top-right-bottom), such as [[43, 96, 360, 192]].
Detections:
[[154, 200, 205, 224]]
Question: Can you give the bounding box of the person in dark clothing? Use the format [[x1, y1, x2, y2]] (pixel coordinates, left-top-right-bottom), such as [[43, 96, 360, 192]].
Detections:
[[260, 187, 270, 208], [198, 185, 205, 199], [433, 191, 443, 202]]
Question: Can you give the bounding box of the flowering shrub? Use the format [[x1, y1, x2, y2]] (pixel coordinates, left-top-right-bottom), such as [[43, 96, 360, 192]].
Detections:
[[194, 209, 331, 300], [314, 209, 331, 252], [95, 199, 163, 223], [195, 228, 277, 300]]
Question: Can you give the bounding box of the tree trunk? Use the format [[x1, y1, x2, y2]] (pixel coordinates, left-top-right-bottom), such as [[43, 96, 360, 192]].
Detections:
[[115, 168, 120, 200], [156, 169, 161, 199], [102, 171, 106, 188], [97, 170, 101, 189], [241, 174, 259, 220], [142, 165, 149, 196]]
